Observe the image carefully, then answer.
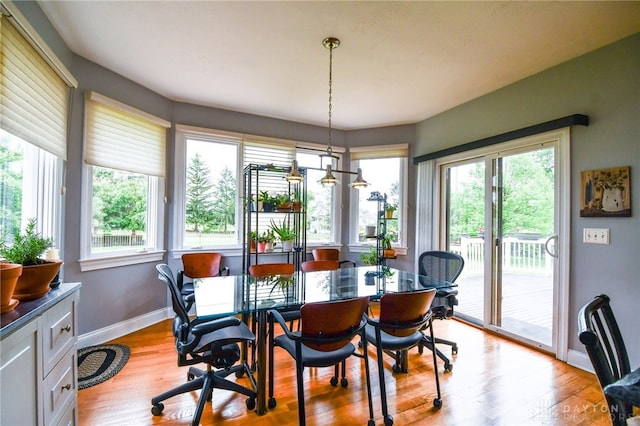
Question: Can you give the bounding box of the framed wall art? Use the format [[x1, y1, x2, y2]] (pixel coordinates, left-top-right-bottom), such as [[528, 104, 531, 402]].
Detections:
[[580, 166, 631, 217]]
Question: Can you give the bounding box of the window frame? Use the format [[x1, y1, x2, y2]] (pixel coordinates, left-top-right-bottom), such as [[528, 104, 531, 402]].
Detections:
[[173, 126, 344, 257], [348, 145, 409, 255], [79, 94, 167, 271]]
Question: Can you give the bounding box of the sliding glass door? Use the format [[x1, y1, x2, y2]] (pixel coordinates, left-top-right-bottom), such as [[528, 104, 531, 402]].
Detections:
[[440, 132, 569, 354]]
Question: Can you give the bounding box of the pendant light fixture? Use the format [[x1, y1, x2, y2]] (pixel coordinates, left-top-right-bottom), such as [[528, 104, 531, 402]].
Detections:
[[317, 37, 369, 189], [285, 159, 304, 182]]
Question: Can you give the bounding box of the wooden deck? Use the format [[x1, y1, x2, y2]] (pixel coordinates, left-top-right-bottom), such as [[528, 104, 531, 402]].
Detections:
[[453, 271, 554, 345]]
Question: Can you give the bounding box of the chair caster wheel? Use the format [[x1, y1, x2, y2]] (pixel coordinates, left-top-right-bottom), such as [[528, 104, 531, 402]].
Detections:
[[268, 397, 277, 409], [368, 420, 376, 426], [340, 377, 348, 387], [235, 369, 245, 378], [151, 403, 164, 416], [384, 414, 394, 425], [433, 398, 442, 409], [187, 372, 195, 381], [246, 397, 256, 410], [444, 363, 453, 373], [417, 345, 424, 355], [392, 364, 401, 373], [330, 376, 338, 386], [452, 346, 458, 355]]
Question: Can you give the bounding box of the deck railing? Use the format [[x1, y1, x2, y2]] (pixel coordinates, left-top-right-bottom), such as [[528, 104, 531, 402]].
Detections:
[[92, 232, 145, 248], [452, 237, 552, 274]]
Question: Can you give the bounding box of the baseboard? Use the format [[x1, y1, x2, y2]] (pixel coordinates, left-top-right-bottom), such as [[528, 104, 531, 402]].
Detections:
[[567, 348, 595, 373], [77, 307, 172, 349]]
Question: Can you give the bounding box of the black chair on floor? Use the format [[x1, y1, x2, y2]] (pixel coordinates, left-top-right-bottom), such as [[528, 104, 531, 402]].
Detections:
[[151, 264, 257, 426], [268, 296, 375, 426], [417, 250, 464, 372], [578, 294, 640, 426], [365, 288, 442, 426]]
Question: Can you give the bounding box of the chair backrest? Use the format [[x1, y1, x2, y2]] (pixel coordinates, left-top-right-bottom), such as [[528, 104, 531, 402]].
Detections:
[[249, 263, 294, 278], [182, 252, 223, 278], [418, 251, 464, 283], [312, 248, 340, 261], [156, 264, 190, 329], [300, 296, 370, 352], [301, 260, 339, 272], [578, 294, 631, 395], [378, 289, 437, 337]]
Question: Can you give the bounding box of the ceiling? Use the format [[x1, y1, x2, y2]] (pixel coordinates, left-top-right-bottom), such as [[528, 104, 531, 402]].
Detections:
[[38, 1, 640, 130]]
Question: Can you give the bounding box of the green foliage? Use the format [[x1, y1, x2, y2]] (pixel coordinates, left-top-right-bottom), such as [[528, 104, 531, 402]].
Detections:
[[0, 142, 23, 238], [186, 153, 214, 232], [0, 218, 53, 265], [269, 217, 296, 241], [210, 166, 236, 232], [360, 246, 378, 265], [93, 169, 146, 233], [385, 203, 397, 212]]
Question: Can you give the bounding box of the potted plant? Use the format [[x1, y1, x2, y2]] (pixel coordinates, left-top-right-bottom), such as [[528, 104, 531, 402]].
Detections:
[[270, 218, 296, 251], [382, 234, 396, 258], [259, 191, 274, 212], [249, 230, 258, 252], [274, 193, 292, 212], [0, 262, 22, 313], [0, 218, 62, 301], [385, 203, 397, 219], [292, 192, 303, 212]]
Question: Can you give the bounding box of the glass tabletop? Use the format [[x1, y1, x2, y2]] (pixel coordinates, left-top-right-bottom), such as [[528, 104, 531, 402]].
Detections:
[[193, 266, 455, 319]]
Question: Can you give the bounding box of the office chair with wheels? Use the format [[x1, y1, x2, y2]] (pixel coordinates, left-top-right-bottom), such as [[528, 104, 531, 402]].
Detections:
[[312, 248, 356, 268], [417, 250, 464, 372], [151, 264, 257, 426], [178, 252, 229, 298], [268, 296, 375, 426], [365, 289, 442, 426], [578, 294, 640, 426]]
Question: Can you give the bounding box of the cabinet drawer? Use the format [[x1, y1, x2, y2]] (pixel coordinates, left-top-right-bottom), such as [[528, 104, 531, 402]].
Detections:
[[42, 293, 78, 376], [54, 397, 76, 426], [44, 349, 76, 426]]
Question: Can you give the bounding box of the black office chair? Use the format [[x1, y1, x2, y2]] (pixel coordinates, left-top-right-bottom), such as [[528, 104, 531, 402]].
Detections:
[[417, 250, 464, 372], [578, 294, 640, 426], [365, 289, 442, 426], [268, 296, 375, 426], [151, 264, 257, 426]]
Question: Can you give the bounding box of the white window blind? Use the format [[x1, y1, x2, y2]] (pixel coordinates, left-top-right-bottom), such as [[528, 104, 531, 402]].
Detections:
[[243, 139, 295, 168], [84, 91, 170, 177], [350, 143, 409, 160], [0, 14, 69, 159]]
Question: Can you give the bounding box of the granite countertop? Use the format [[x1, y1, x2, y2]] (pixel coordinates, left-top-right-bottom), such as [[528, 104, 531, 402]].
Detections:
[[1, 282, 81, 339]]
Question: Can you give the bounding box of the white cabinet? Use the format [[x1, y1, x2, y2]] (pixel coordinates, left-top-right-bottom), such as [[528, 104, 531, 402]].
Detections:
[[0, 284, 80, 426]]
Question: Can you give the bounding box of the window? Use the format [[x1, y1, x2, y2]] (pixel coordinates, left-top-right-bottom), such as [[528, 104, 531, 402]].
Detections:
[[174, 127, 241, 249], [80, 92, 169, 271], [349, 144, 408, 252], [173, 127, 342, 252], [0, 12, 75, 256]]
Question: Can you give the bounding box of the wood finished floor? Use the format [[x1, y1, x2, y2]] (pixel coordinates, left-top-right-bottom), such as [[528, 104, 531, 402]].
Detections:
[[78, 317, 610, 425]]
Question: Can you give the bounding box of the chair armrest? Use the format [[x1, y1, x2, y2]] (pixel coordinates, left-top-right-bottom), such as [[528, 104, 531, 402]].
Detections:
[[190, 316, 242, 336], [339, 260, 357, 268], [268, 310, 299, 339], [183, 293, 195, 311], [177, 270, 185, 289]]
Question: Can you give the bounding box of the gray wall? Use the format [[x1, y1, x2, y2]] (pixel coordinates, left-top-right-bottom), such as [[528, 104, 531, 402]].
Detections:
[[415, 34, 640, 366], [16, 2, 639, 364]]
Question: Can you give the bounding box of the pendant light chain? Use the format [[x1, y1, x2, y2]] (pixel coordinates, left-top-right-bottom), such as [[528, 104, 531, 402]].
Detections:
[[327, 41, 334, 157]]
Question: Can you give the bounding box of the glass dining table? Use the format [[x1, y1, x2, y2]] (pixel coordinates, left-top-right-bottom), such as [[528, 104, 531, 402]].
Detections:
[[193, 265, 456, 415]]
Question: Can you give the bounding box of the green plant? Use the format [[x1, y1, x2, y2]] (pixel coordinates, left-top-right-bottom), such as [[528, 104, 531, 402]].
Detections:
[[269, 217, 296, 241], [259, 191, 272, 203], [274, 193, 292, 207], [382, 234, 394, 249], [360, 246, 378, 265], [385, 202, 398, 213], [259, 230, 276, 243], [0, 218, 54, 265]]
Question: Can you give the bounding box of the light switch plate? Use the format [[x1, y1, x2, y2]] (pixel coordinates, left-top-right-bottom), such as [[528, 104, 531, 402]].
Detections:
[[583, 228, 610, 244]]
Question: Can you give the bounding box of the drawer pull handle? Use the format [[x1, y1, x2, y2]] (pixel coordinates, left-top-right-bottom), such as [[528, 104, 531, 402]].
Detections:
[[61, 384, 71, 391], [61, 325, 71, 333]]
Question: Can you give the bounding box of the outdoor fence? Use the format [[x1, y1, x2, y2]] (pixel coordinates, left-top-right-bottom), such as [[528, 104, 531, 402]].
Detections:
[[92, 232, 145, 248], [452, 237, 552, 274]]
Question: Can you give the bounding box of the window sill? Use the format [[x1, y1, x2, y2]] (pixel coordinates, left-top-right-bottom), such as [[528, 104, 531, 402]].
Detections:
[[79, 250, 165, 272], [348, 244, 408, 256]]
